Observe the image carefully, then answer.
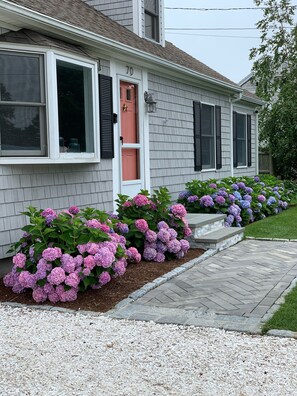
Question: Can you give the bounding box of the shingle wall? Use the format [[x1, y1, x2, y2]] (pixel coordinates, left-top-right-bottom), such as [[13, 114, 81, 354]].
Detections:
[[147, 73, 257, 197], [82, 0, 134, 32], [0, 161, 114, 258]]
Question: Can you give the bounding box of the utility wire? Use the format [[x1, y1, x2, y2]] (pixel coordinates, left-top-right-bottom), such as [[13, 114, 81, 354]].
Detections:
[[166, 32, 260, 39], [165, 27, 295, 31], [165, 6, 297, 11]]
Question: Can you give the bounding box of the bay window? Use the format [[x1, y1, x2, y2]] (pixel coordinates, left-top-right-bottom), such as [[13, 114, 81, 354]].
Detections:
[[0, 49, 99, 163]]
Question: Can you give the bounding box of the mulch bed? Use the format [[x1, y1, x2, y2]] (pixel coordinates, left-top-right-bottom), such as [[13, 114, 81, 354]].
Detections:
[[0, 249, 204, 313]]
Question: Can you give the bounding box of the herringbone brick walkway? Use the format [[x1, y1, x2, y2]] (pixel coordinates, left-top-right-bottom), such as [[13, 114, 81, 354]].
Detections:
[[110, 240, 297, 332], [137, 240, 297, 317]]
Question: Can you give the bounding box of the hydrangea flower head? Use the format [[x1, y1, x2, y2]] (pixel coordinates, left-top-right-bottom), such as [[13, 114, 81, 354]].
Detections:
[[42, 247, 62, 262], [200, 195, 214, 208], [237, 182, 246, 189], [32, 287, 47, 303], [157, 229, 171, 243], [85, 219, 101, 229], [233, 191, 242, 200], [183, 227, 192, 237], [178, 190, 191, 200], [47, 267, 66, 285], [127, 247, 141, 262], [215, 196, 225, 205], [180, 239, 190, 253], [167, 239, 181, 254], [231, 183, 239, 190], [135, 219, 149, 233], [12, 253, 26, 268], [145, 229, 157, 243], [68, 206, 80, 215], [99, 271, 111, 286], [133, 194, 149, 207], [143, 247, 157, 261], [18, 271, 36, 289], [254, 176, 260, 182], [65, 273, 80, 288], [257, 195, 266, 203], [187, 195, 199, 203], [157, 221, 169, 230], [209, 183, 217, 189], [170, 204, 187, 218], [155, 252, 166, 262], [116, 222, 129, 234]]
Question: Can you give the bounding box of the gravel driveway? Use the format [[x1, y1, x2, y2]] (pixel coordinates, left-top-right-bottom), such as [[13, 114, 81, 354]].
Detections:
[[1, 305, 296, 396]]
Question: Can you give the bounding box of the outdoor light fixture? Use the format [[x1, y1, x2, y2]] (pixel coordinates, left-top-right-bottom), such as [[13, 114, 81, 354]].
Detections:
[[144, 91, 157, 113]]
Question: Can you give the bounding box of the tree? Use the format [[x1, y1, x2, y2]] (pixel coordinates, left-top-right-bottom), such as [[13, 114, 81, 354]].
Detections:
[[250, 0, 297, 179]]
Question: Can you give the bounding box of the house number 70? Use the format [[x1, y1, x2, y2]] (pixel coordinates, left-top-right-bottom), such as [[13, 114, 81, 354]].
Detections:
[[126, 66, 134, 76]]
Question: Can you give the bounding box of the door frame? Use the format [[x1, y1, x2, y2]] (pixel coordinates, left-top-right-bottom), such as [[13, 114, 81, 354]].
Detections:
[[110, 60, 150, 210]]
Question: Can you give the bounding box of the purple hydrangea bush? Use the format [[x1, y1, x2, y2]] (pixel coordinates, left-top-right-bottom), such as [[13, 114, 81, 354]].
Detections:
[[4, 206, 140, 303], [116, 188, 191, 261], [178, 175, 294, 227]]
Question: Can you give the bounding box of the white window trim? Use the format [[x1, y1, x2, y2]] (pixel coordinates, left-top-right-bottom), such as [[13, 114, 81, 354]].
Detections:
[[200, 101, 216, 171], [236, 111, 248, 168], [0, 45, 100, 164]]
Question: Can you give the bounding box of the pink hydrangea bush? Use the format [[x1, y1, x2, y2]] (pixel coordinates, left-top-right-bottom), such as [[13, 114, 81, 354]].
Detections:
[[116, 188, 191, 262], [4, 206, 140, 303]]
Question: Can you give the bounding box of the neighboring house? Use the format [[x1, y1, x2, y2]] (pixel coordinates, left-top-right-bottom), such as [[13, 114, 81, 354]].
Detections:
[[239, 73, 257, 95], [0, 0, 263, 258], [239, 72, 273, 174]]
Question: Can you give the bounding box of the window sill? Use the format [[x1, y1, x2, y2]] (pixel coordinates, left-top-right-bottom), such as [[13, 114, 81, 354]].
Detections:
[[201, 168, 217, 173], [0, 156, 101, 165], [236, 166, 248, 169]]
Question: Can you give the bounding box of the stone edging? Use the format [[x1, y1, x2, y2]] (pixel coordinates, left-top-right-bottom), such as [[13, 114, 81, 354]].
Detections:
[[261, 277, 297, 339], [245, 237, 297, 242]]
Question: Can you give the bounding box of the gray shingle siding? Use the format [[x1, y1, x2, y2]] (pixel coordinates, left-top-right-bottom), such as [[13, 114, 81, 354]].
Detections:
[[0, 161, 114, 258], [82, 0, 134, 31], [147, 73, 257, 197]]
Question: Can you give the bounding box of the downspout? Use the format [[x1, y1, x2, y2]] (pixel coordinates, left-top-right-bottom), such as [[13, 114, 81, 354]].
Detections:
[[255, 109, 259, 175], [229, 92, 242, 177]]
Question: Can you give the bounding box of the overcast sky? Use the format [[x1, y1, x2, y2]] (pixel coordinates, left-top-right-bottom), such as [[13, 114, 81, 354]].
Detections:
[[164, 0, 294, 83]]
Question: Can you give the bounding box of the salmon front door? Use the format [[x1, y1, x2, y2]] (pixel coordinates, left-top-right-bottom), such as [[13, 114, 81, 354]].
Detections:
[[120, 80, 143, 196]]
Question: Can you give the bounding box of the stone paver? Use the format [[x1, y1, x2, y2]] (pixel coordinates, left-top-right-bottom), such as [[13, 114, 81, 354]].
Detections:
[[109, 240, 297, 333]]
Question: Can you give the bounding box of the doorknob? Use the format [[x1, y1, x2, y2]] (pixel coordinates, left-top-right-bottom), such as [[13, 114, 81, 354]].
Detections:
[[120, 136, 124, 145]]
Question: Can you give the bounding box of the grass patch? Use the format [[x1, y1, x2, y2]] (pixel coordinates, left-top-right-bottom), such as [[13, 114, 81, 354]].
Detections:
[[262, 285, 297, 333], [244, 205, 297, 239]]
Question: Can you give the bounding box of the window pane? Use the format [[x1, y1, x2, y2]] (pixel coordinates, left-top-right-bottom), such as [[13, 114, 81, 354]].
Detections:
[[0, 53, 41, 103], [57, 60, 94, 153], [237, 139, 247, 166], [145, 0, 158, 14], [0, 105, 43, 152], [145, 13, 154, 39], [201, 104, 214, 136], [122, 148, 140, 181], [201, 136, 215, 169], [201, 104, 215, 168], [237, 114, 246, 138]]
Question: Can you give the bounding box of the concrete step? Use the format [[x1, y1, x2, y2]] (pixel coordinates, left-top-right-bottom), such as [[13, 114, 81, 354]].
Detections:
[[186, 213, 226, 238], [189, 227, 244, 251]]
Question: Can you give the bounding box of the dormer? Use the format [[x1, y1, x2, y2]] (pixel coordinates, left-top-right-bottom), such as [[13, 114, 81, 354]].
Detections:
[[82, 0, 165, 46]]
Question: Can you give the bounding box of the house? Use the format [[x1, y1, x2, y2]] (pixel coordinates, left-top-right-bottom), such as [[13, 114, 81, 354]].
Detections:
[[239, 73, 257, 95], [0, 0, 263, 259]]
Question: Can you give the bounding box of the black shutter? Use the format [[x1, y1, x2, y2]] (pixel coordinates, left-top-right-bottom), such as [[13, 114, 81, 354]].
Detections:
[[215, 105, 222, 169], [233, 111, 238, 167], [193, 101, 202, 171], [247, 114, 252, 167], [99, 74, 114, 159]]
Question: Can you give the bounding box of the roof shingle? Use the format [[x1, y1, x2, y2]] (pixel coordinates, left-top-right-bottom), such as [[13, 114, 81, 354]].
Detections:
[[6, 0, 239, 87]]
